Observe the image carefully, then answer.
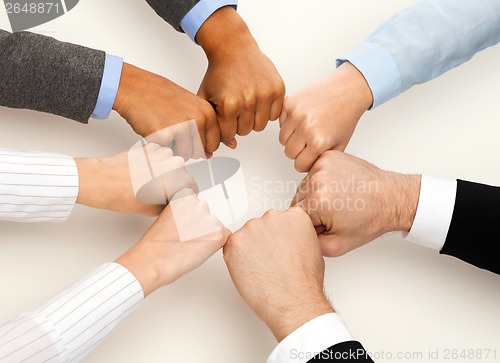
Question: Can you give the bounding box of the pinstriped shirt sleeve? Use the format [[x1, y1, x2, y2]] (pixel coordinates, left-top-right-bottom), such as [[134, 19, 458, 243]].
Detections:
[[0, 263, 144, 363], [0, 149, 78, 223]]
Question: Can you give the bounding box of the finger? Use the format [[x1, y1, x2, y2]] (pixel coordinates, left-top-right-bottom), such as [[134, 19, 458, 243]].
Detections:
[[204, 112, 221, 155], [317, 234, 343, 257], [296, 198, 323, 227], [171, 187, 197, 201], [192, 135, 205, 160], [172, 131, 193, 161], [222, 139, 236, 150], [217, 101, 239, 143], [279, 117, 295, 146], [315, 225, 326, 235], [270, 96, 284, 121], [237, 109, 255, 136], [290, 177, 309, 207], [145, 128, 175, 148], [284, 132, 306, 160], [155, 155, 184, 181], [279, 108, 287, 127], [164, 169, 199, 202], [294, 145, 322, 173], [254, 102, 271, 132]]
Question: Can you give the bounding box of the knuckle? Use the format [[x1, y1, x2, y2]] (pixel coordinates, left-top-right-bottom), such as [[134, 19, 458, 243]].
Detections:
[[294, 160, 308, 173], [242, 91, 257, 109], [170, 156, 185, 168], [220, 97, 239, 116], [163, 147, 174, 157], [197, 200, 210, 213], [265, 208, 280, 217], [322, 242, 342, 258]]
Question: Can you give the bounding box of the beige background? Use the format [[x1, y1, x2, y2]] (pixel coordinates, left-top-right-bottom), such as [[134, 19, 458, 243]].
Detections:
[[1, 0, 500, 362]]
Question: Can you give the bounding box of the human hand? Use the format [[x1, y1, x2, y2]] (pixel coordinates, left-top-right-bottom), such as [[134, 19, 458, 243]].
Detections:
[[116, 189, 231, 296], [292, 151, 421, 257], [196, 6, 285, 147], [75, 144, 196, 216], [223, 208, 334, 342], [113, 63, 220, 159], [279, 62, 373, 172]]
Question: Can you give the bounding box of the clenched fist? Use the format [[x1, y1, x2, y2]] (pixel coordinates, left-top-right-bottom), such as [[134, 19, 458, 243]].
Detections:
[[197, 6, 285, 147], [280, 62, 373, 172], [292, 151, 421, 257]]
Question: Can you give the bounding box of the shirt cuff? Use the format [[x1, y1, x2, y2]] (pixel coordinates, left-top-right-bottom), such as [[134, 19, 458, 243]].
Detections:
[[180, 0, 238, 43], [336, 43, 402, 108], [0, 149, 78, 222], [34, 263, 144, 362], [91, 54, 123, 119], [405, 175, 457, 251], [267, 313, 353, 363]]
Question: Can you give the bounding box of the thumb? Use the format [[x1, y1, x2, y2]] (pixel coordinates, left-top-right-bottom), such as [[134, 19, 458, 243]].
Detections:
[[317, 234, 344, 258]]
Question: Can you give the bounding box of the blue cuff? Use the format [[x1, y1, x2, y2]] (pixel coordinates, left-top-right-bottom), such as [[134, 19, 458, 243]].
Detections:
[[180, 0, 238, 43], [91, 54, 123, 119], [336, 43, 402, 109]]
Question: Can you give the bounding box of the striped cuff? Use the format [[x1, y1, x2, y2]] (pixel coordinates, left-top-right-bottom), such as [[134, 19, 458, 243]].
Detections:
[[0, 263, 144, 363], [0, 149, 79, 222]]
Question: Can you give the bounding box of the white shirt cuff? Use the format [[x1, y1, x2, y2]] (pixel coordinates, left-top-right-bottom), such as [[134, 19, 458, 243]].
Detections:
[[406, 175, 457, 251], [267, 313, 353, 363], [0, 148, 79, 222], [336, 42, 402, 108]]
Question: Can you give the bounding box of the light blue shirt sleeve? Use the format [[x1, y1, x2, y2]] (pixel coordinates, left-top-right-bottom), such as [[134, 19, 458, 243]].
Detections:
[[337, 0, 500, 108], [180, 0, 238, 43], [91, 54, 123, 119]]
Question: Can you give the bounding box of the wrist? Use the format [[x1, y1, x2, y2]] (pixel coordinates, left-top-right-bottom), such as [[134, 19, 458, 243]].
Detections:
[[112, 62, 134, 117], [386, 173, 421, 233], [196, 6, 256, 61], [267, 295, 335, 342], [75, 157, 101, 208], [116, 243, 162, 298], [338, 62, 374, 111]]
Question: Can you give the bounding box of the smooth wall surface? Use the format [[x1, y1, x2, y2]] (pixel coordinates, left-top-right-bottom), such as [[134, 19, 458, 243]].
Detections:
[[1, 1, 500, 362]]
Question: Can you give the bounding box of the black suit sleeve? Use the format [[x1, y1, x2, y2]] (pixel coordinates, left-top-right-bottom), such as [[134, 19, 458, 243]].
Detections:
[[308, 341, 374, 362], [440, 179, 500, 274]]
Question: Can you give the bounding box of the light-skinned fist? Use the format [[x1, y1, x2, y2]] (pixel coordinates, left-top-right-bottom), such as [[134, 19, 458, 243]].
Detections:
[[279, 62, 373, 172]]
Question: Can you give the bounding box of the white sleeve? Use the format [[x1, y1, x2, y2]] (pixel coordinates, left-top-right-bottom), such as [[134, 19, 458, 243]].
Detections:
[[405, 175, 457, 251], [0, 149, 79, 223], [267, 313, 353, 363], [0, 263, 143, 363]]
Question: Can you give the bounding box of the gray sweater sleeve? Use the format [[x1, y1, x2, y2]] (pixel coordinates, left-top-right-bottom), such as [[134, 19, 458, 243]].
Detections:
[[0, 29, 105, 123], [145, 0, 201, 32]]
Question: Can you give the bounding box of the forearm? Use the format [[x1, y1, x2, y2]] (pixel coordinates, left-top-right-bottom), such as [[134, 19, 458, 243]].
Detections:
[[0, 263, 143, 363], [0, 148, 78, 223], [340, 0, 500, 107], [0, 30, 105, 122]]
